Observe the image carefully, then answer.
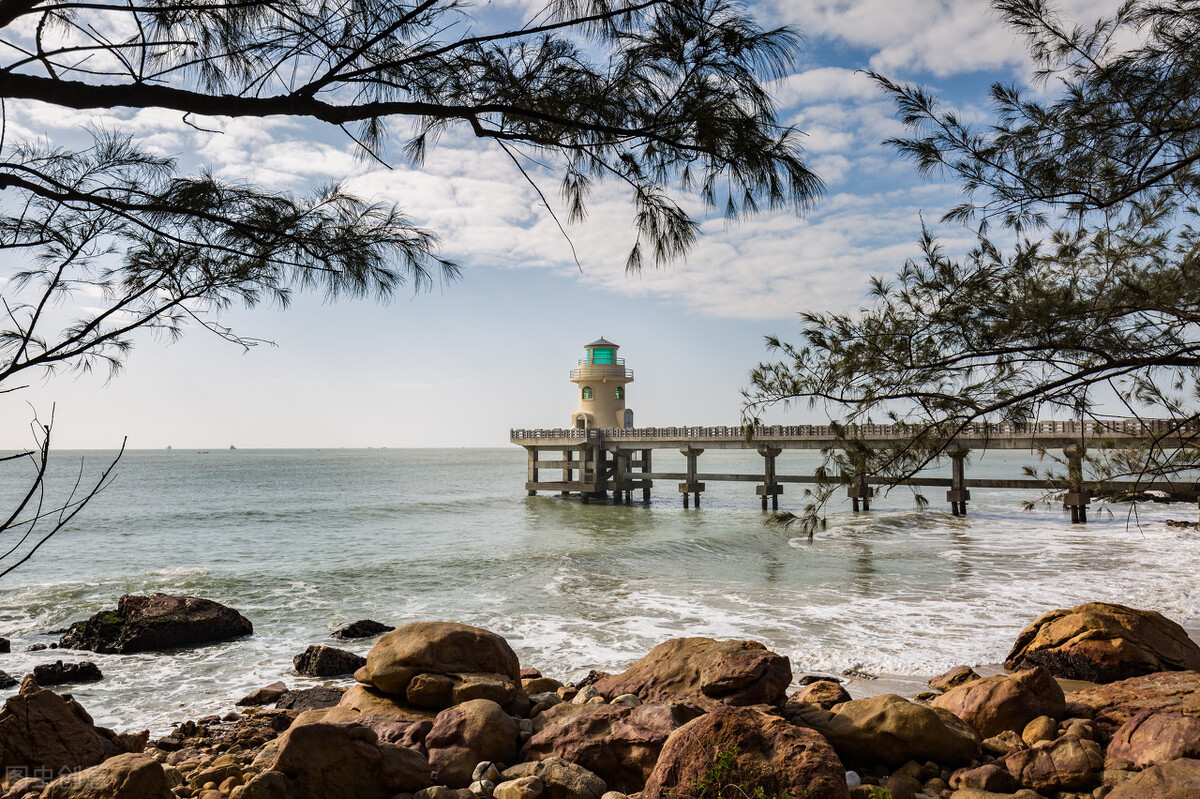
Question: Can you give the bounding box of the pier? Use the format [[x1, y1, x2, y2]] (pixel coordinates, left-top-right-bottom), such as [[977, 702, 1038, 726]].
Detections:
[[510, 419, 1200, 523]]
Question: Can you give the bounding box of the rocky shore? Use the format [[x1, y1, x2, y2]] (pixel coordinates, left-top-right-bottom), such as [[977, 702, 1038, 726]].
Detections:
[[3, 597, 1200, 799]]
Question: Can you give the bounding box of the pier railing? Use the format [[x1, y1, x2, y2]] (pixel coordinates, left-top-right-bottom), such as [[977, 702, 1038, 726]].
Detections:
[[510, 418, 1200, 442]]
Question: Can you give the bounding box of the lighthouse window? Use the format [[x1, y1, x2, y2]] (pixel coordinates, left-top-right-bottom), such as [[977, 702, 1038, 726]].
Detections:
[[615, 386, 624, 400], [582, 386, 594, 400]]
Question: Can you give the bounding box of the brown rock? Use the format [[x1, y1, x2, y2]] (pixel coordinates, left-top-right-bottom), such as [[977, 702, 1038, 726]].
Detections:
[[274, 685, 346, 711], [1106, 709, 1200, 767], [250, 721, 430, 798], [357, 622, 520, 695], [1105, 757, 1200, 799], [1021, 715, 1058, 746], [42, 752, 172, 799], [522, 701, 703, 792], [332, 619, 394, 640], [1065, 670, 1200, 734], [1005, 602, 1200, 683], [31, 660, 103, 686], [931, 667, 1065, 738], [293, 644, 366, 677], [237, 682, 288, 707], [60, 593, 253, 654], [981, 729, 1026, 757], [950, 763, 1016, 793], [524, 677, 563, 695], [591, 638, 791, 708], [930, 666, 981, 693], [788, 680, 852, 710], [501, 757, 605, 799], [293, 684, 436, 747], [1000, 734, 1103, 794], [0, 682, 120, 774], [788, 694, 979, 768], [425, 699, 519, 788], [642, 705, 849, 799]]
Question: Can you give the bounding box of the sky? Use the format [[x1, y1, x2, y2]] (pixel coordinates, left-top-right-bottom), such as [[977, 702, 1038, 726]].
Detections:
[[0, 0, 1122, 449]]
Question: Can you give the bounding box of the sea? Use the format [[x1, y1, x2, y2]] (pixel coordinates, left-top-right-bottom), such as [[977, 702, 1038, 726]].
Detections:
[[1, 446, 1198, 736]]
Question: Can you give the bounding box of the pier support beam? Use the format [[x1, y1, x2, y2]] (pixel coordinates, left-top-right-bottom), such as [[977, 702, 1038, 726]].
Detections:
[[641, 449, 653, 503], [757, 446, 783, 511], [678, 447, 705, 508], [848, 471, 870, 511], [613, 450, 631, 504], [1063, 444, 1090, 523], [561, 450, 573, 495], [946, 444, 971, 516], [526, 449, 539, 496]]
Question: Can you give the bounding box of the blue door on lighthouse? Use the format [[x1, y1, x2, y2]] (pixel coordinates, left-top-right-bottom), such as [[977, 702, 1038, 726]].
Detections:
[[623, 410, 634, 429]]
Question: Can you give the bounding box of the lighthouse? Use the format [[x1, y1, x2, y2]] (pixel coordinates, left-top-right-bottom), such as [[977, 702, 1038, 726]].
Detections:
[[570, 337, 634, 429]]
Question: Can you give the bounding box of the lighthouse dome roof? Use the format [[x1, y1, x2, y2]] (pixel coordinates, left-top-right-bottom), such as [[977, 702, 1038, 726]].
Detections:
[[585, 337, 618, 349]]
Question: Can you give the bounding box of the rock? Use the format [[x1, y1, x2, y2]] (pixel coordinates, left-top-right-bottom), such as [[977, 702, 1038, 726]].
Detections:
[[1104, 757, 1200, 799], [1065, 670, 1200, 735], [931, 667, 1065, 738], [591, 638, 791, 708], [41, 752, 172, 798], [0, 671, 15, 689], [1005, 602, 1200, 683], [355, 622, 525, 713], [333, 619, 394, 640], [25, 643, 47, 652], [787, 679, 852, 710], [523, 677, 563, 695], [293, 645, 366, 677], [0, 638, 8, 654], [1106, 709, 1200, 767], [3, 777, 46, 797], [522, 701, 704, 792], [425, 699, 519, 788], [501, 757, 605, 799], [274, 685, 346, 711], [642, 705, 849, 799], [293, 684, 435, 746], [981, 730, 1026, 757], [60, 594, 253, 654], [950, 764, 1016, 793], [0, 680, 121, 774], [474, 762, 502, 783], [930, 666, 981, 693], [237, 682, 288, 707], [31, 660, 103, 686], [787, 693, 980, 768], [245, 721, 430, 798], [494, 776, 544, 799], [1021, 715, 1058, 746], [1000, 734, 1103, 793]]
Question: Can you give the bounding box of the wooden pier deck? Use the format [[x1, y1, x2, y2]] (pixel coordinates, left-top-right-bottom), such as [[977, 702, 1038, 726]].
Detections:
[[510, 420, 1200, 522]]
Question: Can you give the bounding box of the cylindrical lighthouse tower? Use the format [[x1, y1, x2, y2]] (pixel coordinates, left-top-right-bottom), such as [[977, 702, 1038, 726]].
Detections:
[[569, 338, 634, 429]]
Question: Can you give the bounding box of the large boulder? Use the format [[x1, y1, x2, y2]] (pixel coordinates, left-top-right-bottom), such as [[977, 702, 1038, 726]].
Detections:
[[1106, 710, 1200, 767], [1005, 603, 1200, 683], [523, 701, 704, 792], [591, 638, 791, 709], [293, 645, 366, 677], [290, 684, 436, 748], [787, 693, 979, 768], [1106, 757, 1200, 799], [0, 678, 122, 774], [501, 757, 606, 799], [60, 594, 252, 654], [931, 667, 1064, 739], [355, 622, 526, 713], [41, 753, 172, 799], [787, 680, 852, 711], [238, 721, 429, 799], [1065, 670, 1200, 735], [425, 698, 519, 787], [999, 734, 1103, 794], [642, 705, 849, 799]]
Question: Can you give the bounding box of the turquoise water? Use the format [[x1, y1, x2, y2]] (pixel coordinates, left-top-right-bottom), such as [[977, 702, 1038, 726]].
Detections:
[[1, 447, 1198, 734]]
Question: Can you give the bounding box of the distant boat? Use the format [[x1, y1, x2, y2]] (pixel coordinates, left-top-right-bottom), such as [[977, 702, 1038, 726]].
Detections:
[[166, 445, 172, 451], [229, 445, 237, 450]]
